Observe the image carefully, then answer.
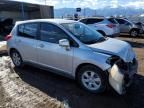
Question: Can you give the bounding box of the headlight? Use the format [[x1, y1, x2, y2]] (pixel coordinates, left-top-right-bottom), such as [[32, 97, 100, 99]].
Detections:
[[106, 55, 120, 65]]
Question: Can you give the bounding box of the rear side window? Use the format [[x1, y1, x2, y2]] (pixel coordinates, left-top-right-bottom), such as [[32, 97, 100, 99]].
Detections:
[[40, 23, 68, 44], [108, 18, 118, 24], [18, 23, 38, 39], [116, 19, 127, 24], [86, 18, 103, 24]]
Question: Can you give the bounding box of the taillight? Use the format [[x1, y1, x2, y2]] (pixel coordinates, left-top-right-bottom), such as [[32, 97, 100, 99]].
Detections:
[[5, 34, 12, 41], [106, 24, 116, 28]]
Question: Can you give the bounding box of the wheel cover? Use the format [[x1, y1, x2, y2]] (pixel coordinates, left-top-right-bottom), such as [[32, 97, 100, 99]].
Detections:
[[131, 31, 137, 37], [81, 71, 101, 91], [12, 52, 21, 66]]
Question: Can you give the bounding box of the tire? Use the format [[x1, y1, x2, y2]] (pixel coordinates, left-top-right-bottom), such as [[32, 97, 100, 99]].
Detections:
[[77, 65, 107, 93], [10, 50, 23, 68], [130, 30, 139, 37]]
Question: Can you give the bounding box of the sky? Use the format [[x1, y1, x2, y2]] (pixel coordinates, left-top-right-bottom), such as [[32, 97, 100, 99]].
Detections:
[[12, 0, 144, 9]]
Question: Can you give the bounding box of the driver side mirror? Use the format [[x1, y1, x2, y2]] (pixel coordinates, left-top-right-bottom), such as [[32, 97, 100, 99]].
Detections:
[[59, 39, 70, 50]]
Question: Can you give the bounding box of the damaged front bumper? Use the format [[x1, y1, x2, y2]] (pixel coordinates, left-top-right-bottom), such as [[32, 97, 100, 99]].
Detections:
[[108, 58, 138, 95]]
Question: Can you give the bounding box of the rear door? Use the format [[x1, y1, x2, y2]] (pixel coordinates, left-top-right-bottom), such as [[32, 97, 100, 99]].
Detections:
[[116, 19, 129, 33], [37, 22, 74, 74], [15, 23, 38, 62]]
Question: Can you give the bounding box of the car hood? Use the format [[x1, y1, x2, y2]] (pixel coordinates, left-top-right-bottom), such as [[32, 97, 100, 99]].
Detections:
[[87, 38, 135, 62]]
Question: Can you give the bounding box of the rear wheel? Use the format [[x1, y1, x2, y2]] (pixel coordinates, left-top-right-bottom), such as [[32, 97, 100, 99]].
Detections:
[[10, 50, 23, 68], [77, 65, 107, 93]]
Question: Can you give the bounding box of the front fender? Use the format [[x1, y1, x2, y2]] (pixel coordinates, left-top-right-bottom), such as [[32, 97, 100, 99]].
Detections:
[[72, 48, 111, 77]]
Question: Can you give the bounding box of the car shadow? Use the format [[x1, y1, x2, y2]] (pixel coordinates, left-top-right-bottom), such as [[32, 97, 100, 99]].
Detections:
[[117, 35, 144, 48], [13, 65, 144, 108], [125, 40, 144, 48], [0, 52, 8, 57], [119, 34, 144, 39]]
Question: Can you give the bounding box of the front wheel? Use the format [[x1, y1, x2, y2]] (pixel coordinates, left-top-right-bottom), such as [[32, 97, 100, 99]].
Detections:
[[77, 65, 107, 93]]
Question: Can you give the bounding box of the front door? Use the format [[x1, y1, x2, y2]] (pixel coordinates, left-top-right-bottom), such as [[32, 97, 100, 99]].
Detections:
[[37, 23, 73, 74]]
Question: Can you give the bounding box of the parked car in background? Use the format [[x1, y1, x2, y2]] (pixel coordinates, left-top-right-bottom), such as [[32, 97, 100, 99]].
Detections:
[[79, 17, 120, 37], [6, 19, 137, 95], [0, 18, 13, 34], [115, 18, 140, 37], [135, 22, 144, 34]]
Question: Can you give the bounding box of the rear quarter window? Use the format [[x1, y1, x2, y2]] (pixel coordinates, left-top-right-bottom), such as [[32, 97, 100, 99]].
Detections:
[[108, 18, 118, 24]]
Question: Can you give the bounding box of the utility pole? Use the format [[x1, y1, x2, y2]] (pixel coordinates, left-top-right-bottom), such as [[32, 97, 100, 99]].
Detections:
[[45, 0, 46, 5], [95, 10, 96, 17], [21, 2, 25, 20], [83, 8, 85, 18]]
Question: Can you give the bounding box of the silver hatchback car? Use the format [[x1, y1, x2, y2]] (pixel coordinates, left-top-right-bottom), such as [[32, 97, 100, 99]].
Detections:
[[115, 18, 140, 37], [6, 19, 137, 94]]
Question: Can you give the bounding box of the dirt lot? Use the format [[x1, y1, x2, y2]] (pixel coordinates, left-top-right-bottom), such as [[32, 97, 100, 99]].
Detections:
[[117, 36, 144, 74], [0, 35, 144, 108]]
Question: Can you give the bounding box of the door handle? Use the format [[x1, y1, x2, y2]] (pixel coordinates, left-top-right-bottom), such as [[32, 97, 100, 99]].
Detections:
[[39, 44, 44, 48]]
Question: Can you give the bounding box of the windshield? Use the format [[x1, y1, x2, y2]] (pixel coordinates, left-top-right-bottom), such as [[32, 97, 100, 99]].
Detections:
[[61, 22, 105, 44]]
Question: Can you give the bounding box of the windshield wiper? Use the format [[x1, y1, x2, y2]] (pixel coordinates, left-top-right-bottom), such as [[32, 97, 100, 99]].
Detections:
[[96, 37, 106, 42], [84, 40, 98, 44], [84, 37, 106, 44]]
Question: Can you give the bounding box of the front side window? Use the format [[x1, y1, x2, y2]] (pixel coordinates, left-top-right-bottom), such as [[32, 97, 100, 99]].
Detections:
[[61, 22, 105, 45], [79, 19, 87, 24], [40, 23, 68, 44], [87, 19, 97, 24], [18, 23, 38, 39]]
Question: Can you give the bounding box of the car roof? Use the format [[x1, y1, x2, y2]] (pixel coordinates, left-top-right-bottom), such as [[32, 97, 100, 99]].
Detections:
[[16, 19, 77, 25], [81, 17, 105, 19], [79, 17, 105, 20]]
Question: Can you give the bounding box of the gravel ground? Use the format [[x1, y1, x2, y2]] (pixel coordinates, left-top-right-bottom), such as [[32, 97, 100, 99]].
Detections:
[[0, 35, 144, 108], [117, 36, 144, 74], [0, 56, 65, 108]]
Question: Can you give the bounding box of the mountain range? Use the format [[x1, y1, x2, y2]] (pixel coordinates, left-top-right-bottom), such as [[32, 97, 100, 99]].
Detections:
[[54, 7, 144, 18]]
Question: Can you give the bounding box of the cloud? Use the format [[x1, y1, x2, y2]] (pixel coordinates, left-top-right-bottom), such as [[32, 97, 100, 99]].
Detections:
[[45, 0, 59, 6], [11, 0, 144, 9], [110, 0, 118, 8], [122, 1, 144, 9]]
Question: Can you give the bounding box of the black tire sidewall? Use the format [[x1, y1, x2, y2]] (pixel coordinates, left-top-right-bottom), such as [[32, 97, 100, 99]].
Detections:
[[130, 30, 138, 37], [77, 65, 107, 93], [11, 50, 23, 68]]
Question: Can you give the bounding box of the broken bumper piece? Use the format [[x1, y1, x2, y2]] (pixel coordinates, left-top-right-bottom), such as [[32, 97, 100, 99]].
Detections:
[[108, 58, 138, 95]]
